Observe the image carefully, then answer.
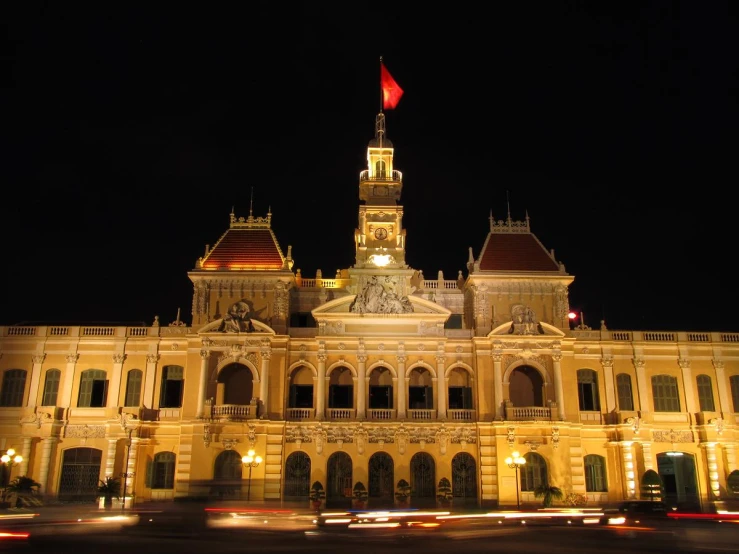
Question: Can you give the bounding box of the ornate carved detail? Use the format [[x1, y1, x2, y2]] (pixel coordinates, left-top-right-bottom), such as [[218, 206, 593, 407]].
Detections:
[[326, 426, 354, 444], [355, 425, 368, 455], [313, 425, 327, 454], [633, 358, 645, 370], [65, 424, 105, 442], [285, 425, 314, 444], [113, 354, 127, 364], [245, 352, 258, 366], [66, 353, 79, 363], [222, 438, 239, 450], [397, 355, 407, 364], [32, 354, 46, 365], [652, 429, 693, 443], [350, 276, 413, 314], [507, 426, 516, 448], [712, 359, 724, 371], [147, 354, 161, 364], [600, 356, 614, 368], [119, 412, 139, 432], [709, 418, 724, 436], [436, 426, 450, 456], [524, 440, 542, 451], [435, 354, 445, 365], [552, 426, 560, 449], [21, 411, 52, 429], [450, 426, 476, 446], [626, 416, 640, 434], [395, 425, 408, 455], [203, 423, 212, 448], [677, 358, 691, 370], [171, 343, 179, 351], [357, 354, 367, 363]]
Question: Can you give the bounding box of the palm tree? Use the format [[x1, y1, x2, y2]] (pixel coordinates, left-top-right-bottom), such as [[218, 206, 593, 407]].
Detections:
[[534, 483, 564, 508], [5, 476, 42, 507], [97, 476, 121, 509]]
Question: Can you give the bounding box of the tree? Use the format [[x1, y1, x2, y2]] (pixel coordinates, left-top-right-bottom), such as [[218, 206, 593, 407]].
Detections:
[[309, 481, 325, 509], [352, 481, 368, 508], [4, 476, 41, 507], [97, 476, 121, 509], [534, 483, 564, 508], [437, 477, 453, 507], [395, 479, 411, 505]]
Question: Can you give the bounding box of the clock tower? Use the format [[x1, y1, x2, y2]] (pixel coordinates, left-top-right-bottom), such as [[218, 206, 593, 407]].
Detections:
[[354, 112, 407, 270]]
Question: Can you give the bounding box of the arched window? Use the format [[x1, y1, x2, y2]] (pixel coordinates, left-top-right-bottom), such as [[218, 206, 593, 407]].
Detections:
[[577, 369, 600, 411], [584, 454, 607, 492], [651, 375, 680, 412], [408, 367, 433, 410], [328, 366, 353, 409], [732, 376, 739, 413], [289, 365, 314, 409], [696, 375, 715, 412], [521, 452, 547, 492], [78, 369, 107, 407], [125, 369, 143, 407], [616, 373, 634, 411], [0, 369, 27, 407], [42, 369, 61, 406], [160, 365, 183, 408], [447, 368, 473, 410], [151, 452, 175, 489]]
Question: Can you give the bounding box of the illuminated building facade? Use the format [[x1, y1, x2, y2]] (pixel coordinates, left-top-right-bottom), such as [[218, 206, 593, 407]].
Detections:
[[1, 112, 738, 511]]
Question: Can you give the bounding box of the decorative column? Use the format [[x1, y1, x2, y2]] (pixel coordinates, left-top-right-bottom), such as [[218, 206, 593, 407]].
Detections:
[[105, 438, 117, 478], [124, 437, 140, 499], [601, 356, 616, 413], [20, 436, 32, 477], [196, 350, 210, 418], [259, 346, 271, 417], [620, 441, 637, 499], [316, 348, 326, 420], [28, 354, 46, 408], [633, 358, 648, 413], [492, 348, 504, 420], [702, 443, 721, 500], [357, 354, 367, 420], [60, 354, 79, 408], [37, 437, 57, 494], [724, 443, 737, 473], [436, 354, 447, 420], [397, 356, 407, 419], [712, 360, 730, 415], [552, 351, 565, 420], [143, 354, 160, 409], [678, 358, 696, 414], [107, 354, 127, 407]]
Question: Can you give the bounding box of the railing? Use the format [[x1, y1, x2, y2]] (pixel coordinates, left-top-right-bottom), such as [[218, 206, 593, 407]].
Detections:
[[367, 409, 396, 420], [506, 405, 552, 421], [407, 409, 436, 420], [359, 169, 402, 183], [326, 408, 355, 420], [579, 411, 602, 424], [209, 404, 255, 420], [447, 409, 476, 421], [296, 278, 351, 289], [286, 408, 315, 420], [421, 280, 462, 290]]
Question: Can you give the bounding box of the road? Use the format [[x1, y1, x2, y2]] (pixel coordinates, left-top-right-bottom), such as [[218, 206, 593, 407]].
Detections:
[[0, 506, 736, 554]]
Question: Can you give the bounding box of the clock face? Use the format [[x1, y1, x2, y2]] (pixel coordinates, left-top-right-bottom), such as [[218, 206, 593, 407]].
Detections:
[[374, 227, 388, 240]]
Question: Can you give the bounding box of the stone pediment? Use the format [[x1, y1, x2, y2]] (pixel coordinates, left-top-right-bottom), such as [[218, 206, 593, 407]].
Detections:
[[197, 318, 276, 334], [488, 320, 566, 337], [312, 295, 451, 337]]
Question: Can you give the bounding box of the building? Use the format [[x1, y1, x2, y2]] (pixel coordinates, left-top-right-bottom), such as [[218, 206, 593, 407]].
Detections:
[[1, 111, 738, 511]]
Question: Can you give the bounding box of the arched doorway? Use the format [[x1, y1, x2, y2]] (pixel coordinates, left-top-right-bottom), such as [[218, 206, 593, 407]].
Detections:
[[410, 452, 436, 507], [368, 452, 394, 507], [326, 452, 352, 508], [218, 363, 254, 406], [58, 447, 102, 503], [212, 450, 243, 499], [509, 365, 544, 407], [656, 452, 699, 510], [452, 452, 477, 506], [283, 451, 311, 500]]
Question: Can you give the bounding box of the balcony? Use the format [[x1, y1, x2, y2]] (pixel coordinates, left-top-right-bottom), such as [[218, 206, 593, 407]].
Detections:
[[505, 404, 554, 421], [286, 408, 315, 420], [203, 399, 257, 421], [367, 409, 396, 420], [447, 409, 476, 422], [326, 408, 356, 420], [407, 409, 437, 421]]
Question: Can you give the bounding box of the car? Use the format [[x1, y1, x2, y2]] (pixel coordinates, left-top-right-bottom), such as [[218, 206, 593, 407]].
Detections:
[[600, 501, 671, 526]]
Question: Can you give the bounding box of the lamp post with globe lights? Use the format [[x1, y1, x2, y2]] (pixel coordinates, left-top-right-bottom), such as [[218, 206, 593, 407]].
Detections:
[[1, 449, 23, 505], [505, 451, 526, 510], [242, 449, 262, 501]]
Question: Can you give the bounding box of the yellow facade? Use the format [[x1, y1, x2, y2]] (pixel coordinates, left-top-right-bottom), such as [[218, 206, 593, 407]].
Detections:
[[1, 112, 738, 512]]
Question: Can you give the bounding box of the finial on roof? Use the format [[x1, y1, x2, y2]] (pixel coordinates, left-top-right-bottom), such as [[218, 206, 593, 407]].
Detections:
[[489, 210, 494, 231], [506, 190, 512, 226], [249, 187, 254, 217]]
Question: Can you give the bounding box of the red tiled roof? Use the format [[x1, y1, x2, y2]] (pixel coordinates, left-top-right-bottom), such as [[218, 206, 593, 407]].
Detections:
[[201, 228, 284, 270], [478, 232, 560, 272]]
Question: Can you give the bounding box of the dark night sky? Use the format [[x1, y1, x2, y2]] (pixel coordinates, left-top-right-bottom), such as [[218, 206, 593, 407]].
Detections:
[[2, 2, 736, 331]]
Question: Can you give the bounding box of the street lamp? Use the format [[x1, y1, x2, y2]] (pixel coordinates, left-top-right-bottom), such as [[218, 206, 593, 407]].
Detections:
[[505, 451, 526, 510], [241, 449, 262, 501], [1, 449, 23, 505]]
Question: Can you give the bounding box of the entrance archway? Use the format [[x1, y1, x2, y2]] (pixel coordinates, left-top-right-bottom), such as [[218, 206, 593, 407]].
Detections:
[[452, 452, 477, 506], [656, 452, 699, 510], [368, 452, 394, 507], [58, 447, 102, 503], [326, 451, 352, 508], [410, 452, 436, 507]]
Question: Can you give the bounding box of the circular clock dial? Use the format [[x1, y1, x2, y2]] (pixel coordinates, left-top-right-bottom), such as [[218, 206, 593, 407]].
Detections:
[[374, 228, 388, 240]]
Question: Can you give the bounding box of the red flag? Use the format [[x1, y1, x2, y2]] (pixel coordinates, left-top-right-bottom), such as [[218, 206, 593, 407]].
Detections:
[[381, 63, 404, 110]]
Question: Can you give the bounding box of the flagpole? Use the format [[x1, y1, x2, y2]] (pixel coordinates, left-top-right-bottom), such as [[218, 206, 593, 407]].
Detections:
[[379, 56, 384, 114]]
